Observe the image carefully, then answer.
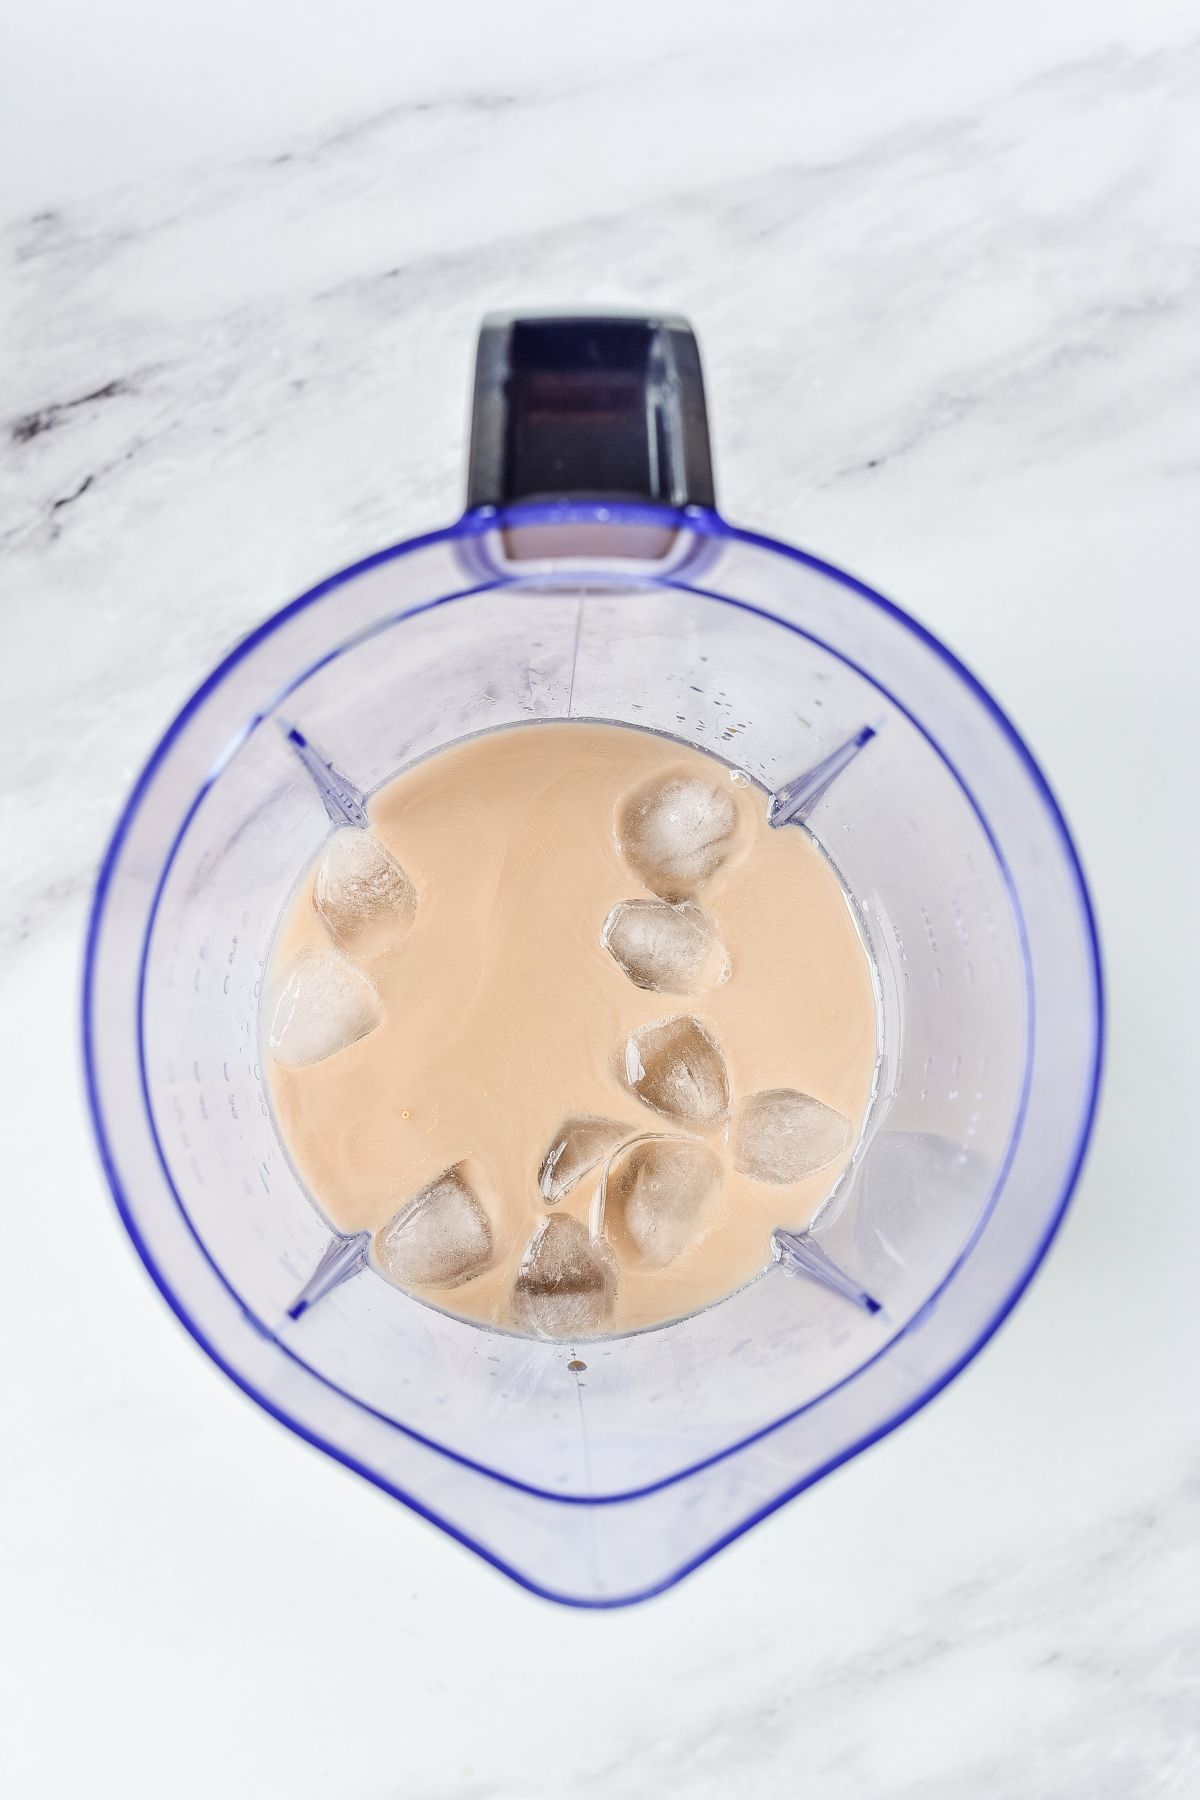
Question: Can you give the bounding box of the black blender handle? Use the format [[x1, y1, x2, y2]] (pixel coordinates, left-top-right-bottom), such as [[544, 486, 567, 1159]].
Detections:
[[466, 311, 716, 511]]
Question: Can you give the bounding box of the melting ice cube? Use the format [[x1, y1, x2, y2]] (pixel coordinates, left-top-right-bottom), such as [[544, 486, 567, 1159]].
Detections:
[[622, 1015, 730, 1127], [731, 1088, 851, 1184], [374, 1166, 493, 1288], [615, 775, 738, 901], [600, 898, 728, 994], [267, 950, 381, 1069], [314, 828, 416, 955], [608, 1137, 722, 1268], [512, 1215, 617, 1338], [538, 1117, 633, 1204]]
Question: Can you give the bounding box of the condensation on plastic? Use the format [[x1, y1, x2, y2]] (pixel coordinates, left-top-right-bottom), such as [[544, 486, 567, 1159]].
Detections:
[[83, 501, 1102, 1607]]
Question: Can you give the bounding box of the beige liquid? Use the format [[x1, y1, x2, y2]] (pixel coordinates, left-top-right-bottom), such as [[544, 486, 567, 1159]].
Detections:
[[266, 723, 878, 1333]]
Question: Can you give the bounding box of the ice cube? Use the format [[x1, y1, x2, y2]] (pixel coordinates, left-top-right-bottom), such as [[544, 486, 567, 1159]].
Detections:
[[622, 1015, 730, 1127], [314, 827, 416, 954], [731, 1088, 851, 1183], [512, 1215, 617, 1337], [538, 1117, 632, 1204], [616, 774, 738, 901], [374, 1166, 493, 1288], [600, 898, 728, 994], [608, 1137, 722, 1268], [267, 949, 381, 1069]]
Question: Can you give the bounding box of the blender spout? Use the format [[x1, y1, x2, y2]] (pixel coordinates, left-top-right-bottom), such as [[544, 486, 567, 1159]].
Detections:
[[286, 1231, 372, 1321], [279, 721, 369, 827], [771, 1228, 881, 1314], [767, 725, 877, 828]]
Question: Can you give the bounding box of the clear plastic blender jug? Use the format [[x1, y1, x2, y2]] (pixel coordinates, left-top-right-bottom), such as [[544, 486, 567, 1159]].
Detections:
[[84, 314, 1102, 1605]]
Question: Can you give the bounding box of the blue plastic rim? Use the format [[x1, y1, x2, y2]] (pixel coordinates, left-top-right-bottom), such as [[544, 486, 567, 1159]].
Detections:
[[83, 502, 1104, 1606]]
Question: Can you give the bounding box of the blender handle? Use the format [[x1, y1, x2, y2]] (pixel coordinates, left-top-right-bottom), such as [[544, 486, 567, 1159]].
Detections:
[[466, 311, 716, 512]]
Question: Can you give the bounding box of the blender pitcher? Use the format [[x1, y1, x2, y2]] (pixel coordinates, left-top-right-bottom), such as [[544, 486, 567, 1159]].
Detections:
[[84, 312, 1102, 1606]]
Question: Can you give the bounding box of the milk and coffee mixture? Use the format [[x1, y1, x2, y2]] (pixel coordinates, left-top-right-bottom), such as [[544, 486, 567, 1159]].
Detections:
[[264, 722, 878, 1336]]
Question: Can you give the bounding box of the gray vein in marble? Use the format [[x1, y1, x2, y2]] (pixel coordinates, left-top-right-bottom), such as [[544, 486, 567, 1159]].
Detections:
[[557, 1467, 1200, 1800]]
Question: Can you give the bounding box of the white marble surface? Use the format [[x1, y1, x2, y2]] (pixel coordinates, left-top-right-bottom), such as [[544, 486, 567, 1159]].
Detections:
[[3, 3, 1199, 1794]]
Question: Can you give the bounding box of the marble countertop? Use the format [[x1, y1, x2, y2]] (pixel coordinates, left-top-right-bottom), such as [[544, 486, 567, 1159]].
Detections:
[[3, 4, 1198, 1794]]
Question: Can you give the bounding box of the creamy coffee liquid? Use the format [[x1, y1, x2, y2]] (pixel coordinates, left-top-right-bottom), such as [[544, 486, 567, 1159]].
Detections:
[[265, 723, 878, 1335]]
